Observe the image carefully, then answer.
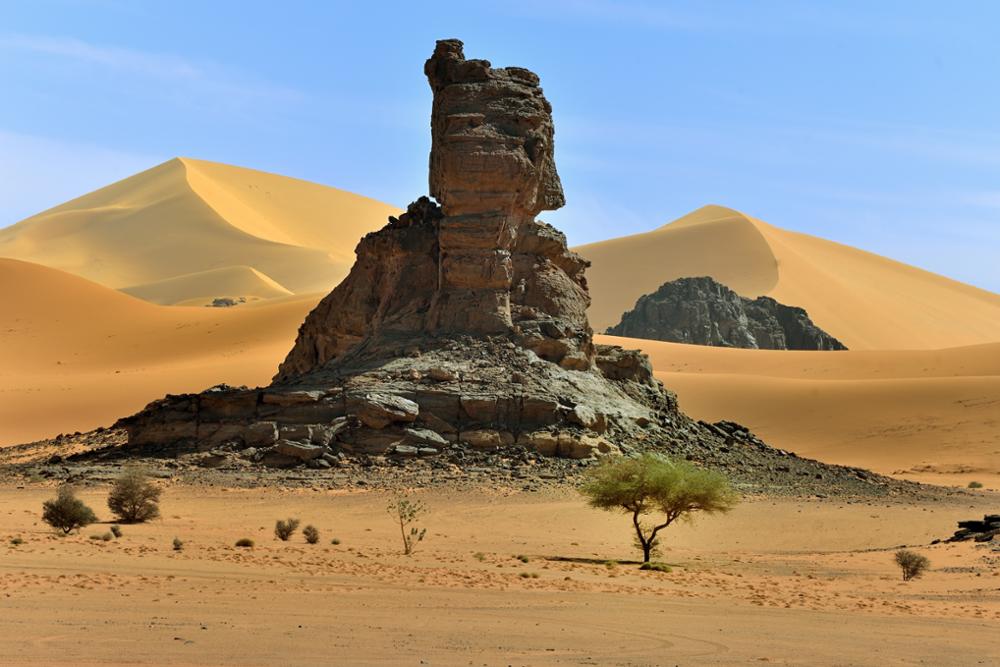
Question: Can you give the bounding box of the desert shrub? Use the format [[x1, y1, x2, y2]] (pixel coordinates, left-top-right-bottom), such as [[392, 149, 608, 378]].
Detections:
[[89, 534, 102, 540], [110, 525, 122, 538], [302, 525, 320, 545], [235, 538, 255, 548], [895, 550, 930, 581], [42, 485, 98, 534], [10, 537, 24, 546], [172, 537, 183, 551], [474, 552, 486, 562], [968, 481, 983, 489], [515, 554, 530, 563], [330, 537, 341, 545], [387, 495, 428, 555], [107, 469, 162, 523], [639, 562, 672, 573], [101, 532, 113, 541], [580, 454, 738, 562], [274, 518, 300, 541]]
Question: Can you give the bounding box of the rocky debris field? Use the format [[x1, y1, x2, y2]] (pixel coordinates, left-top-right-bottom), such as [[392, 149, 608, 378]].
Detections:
[[0, 420, 964, 502], [935, 514, 1000, 544]]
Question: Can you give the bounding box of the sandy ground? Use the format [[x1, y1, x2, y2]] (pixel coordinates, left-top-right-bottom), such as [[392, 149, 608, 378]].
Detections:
[[1, 484, 997, 666]]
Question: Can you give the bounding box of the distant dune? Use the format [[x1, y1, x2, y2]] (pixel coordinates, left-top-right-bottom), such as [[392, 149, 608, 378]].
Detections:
[[0, 158, 399, 304], [575, 205, 1000, 350]]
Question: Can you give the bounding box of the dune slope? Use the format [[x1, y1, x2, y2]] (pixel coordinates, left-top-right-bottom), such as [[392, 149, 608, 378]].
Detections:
[[576, 205, 1000, 350], [0, 258, 317, 445], [0, 158, 399, 302]]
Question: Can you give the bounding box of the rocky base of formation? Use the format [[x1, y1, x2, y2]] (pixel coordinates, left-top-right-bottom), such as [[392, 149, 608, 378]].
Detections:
[[935, 515, 1000, 544], [122, 336, 683, 467], [607, 276, 847, 351]]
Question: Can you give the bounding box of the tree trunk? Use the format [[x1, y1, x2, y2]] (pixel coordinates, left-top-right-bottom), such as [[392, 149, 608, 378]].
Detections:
[[641, 542, 651, 563]]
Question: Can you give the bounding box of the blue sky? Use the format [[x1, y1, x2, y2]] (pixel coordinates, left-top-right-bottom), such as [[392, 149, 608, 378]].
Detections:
[[2, 0, 999, 292]]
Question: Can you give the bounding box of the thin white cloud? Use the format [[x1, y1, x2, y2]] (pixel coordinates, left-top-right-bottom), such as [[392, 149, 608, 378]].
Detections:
[[0, 33, 303, 104]]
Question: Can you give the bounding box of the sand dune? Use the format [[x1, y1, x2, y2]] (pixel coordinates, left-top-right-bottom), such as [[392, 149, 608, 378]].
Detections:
[[598, 334, 1000, 487], [0, 158, 398, 303], [0, 258, 317, 445], [576, 205, 1000, 350], [121, 265, 293, 306]]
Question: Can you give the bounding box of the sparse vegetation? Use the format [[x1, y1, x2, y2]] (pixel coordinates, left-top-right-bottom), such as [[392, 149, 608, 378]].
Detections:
[[107, 469, 162, 523], [387, 495, 428, 556], [100, 532, 113, 541], [110, 525, 122, 538], [519, 572, 540, 579], [515, 554, 530, 563], [235, 538, 255, 548], [42, 485, 98, 534], [330, 537, 341, 546], [474, 552, 486, 561], [274, 518, 300, 541], [967, 481, 983, 489], [895, 549, 930, 581], [580, 453, 739, 563], [303, 525, 320, 544], [10, 537, 24, 546], [172, 537, 184, 551]]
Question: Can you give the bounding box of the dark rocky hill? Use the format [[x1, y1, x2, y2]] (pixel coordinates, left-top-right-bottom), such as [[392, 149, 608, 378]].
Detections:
[[607, 276, 847, 350]]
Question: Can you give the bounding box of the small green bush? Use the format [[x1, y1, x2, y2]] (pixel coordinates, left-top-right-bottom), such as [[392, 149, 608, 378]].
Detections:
[[639, 562, 672, 573], [387, 495, 428, 556], [474, 552, 486, 561], [235, 538, 255, 548], [110, 525, 122, 538], [515, 554, 530, 563], [968, 481, 983, 489], [172, 537, 183, 551], [107, 469, 162, 523], [895, 549, 930, 581], [42, 485, 98, 534], [303, 525, 320, 545], [519, 572, 540, 579], [10, 537, 24, 546], [330, 537, 341, 545], [274, 518, 300, 541]]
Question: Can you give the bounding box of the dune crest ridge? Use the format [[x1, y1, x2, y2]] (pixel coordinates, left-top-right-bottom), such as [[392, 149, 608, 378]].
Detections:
[[0, 157, 399, 304]]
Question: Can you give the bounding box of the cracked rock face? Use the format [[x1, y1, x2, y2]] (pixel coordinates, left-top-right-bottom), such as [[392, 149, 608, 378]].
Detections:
[[607, 276, 848, 351], [121, 40, 717, 466], [276, 39, 591, 380]]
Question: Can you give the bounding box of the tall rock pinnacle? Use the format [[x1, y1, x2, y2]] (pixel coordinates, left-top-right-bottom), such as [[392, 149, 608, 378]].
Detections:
[[275, 39, 592, 380]]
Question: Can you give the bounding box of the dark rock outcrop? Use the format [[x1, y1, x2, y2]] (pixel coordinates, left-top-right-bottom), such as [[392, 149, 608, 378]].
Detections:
[[607, 276, 847, 350]]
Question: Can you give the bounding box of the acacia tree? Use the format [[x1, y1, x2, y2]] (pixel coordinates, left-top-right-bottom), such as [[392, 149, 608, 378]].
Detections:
[[107, 468, 162, 523], [580, 454, 738, 563], [387, 495, 427, 556], [42, 485, 98, 534]]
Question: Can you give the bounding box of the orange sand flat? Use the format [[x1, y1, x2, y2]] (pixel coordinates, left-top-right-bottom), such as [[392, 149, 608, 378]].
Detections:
[[0, 485, 997, 666], [576, 205, 1000, 350], [0, 158, 399, 303], [599, 335, 1000, 488]]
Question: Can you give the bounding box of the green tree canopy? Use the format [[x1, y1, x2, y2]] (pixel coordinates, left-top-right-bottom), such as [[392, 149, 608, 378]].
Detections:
[[580, 453, 739, 562]]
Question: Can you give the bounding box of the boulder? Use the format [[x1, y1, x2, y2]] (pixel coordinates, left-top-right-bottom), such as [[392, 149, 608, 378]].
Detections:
[[273, 440, 325, 461], [350, 393, 419, 429]]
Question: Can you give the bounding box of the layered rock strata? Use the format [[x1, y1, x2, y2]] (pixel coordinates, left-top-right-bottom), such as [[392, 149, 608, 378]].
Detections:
[[607, 276, 847, 350], [122, 41, 763, 468]]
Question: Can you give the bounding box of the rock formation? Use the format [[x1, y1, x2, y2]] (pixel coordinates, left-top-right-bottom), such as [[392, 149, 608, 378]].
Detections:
[[120, 42, 789, 469], [607, 277, 847, 351]]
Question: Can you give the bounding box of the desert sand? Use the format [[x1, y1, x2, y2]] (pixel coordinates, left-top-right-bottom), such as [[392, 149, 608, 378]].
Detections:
[[0, 158, 399, 303], [0, 258, 316, 446], [576, 205, 1000, 350], [1, 484, 997, 666], [598, 335, 1000, 489]]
